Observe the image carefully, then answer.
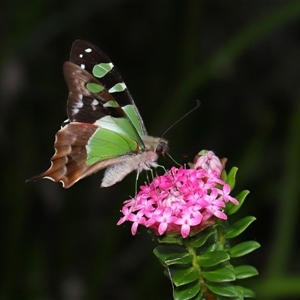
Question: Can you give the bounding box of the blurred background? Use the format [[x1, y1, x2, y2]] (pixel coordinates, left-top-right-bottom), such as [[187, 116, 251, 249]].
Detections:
[[1, 1, 300, 299]]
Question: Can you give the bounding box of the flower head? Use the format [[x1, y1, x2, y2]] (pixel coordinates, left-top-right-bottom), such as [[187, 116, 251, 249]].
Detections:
[[194, 150, 224, 176], [118, 151, 238, 238]]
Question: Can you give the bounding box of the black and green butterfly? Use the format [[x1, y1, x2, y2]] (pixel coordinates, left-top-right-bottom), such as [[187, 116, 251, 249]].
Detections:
[[27, 40, 168, 188]]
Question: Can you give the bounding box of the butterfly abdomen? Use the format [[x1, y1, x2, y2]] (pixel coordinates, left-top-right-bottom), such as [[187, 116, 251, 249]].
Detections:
[[101, 136, 169, 187]]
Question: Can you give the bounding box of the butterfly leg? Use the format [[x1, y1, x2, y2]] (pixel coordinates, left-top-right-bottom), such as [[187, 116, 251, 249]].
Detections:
[[145, 169, 152, 184], [155, 164, 167, 174], [135, 170, 140, 195]]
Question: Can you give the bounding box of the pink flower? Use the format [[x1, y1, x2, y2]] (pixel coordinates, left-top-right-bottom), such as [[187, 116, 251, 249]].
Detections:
[[194, 150, 223, 176], [173, 208, 203, 238], [117, 151, 238, 238]]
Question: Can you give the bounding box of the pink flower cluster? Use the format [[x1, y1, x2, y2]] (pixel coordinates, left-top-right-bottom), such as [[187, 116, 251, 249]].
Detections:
[[117, 152, 238, 238]]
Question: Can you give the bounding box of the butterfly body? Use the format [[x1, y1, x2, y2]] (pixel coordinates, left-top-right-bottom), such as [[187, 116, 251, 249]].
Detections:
[[27, 40, 168, 188]]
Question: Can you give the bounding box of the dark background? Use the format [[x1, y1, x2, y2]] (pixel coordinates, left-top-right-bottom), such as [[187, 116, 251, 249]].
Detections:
[[1, 1, 300, 299]]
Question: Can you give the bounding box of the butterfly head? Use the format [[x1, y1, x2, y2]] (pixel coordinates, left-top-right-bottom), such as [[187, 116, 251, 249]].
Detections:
[[141, 136, 168, 155], [155, 138, 169, 156]]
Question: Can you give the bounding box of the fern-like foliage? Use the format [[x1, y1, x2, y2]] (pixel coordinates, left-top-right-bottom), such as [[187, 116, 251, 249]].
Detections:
[[153, 167, 260, 300]]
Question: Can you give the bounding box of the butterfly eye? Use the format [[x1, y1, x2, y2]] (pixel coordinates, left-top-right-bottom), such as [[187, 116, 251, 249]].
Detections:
[[156, 144, 163, 154], [156, 141, 168, 155]]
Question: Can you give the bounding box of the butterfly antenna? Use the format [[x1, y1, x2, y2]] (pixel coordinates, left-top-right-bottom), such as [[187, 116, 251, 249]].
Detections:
[[161, 100, 201, 139]]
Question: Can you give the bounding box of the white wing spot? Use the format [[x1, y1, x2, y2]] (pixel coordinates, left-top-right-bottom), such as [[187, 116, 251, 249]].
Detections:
[[91, 99, 99, 111], [76, 100, 83, 108], [79, 54, 83, 58], [72, 98, 83, 115], [85, 48, 92, 53], [80, 64, 85, 69]]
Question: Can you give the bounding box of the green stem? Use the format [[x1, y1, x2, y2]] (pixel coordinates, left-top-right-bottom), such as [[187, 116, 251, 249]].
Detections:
[[184, 240, 217, 300], [217, 222, 225, 247]]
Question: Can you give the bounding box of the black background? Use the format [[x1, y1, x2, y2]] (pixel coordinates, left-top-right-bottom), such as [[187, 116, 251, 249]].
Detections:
[[1, 1, 300, 299]]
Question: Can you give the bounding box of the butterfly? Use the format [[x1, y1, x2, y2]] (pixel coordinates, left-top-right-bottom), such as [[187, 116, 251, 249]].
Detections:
[[27, 40, 168, 188]]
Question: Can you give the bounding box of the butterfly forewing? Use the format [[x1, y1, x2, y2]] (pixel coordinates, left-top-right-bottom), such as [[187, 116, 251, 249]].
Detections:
[[63, 62, 125, 124], [68, 40, 147, 135]]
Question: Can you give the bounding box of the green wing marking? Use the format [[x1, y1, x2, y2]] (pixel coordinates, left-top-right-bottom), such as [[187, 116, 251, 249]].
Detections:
[[100, 100, 144, 145], [95, 115, 144, 147], [93, 63, 114, 78], [86, 82, 105, 93], [108, 83, 126, 93], [87, 127, 138, 164], [122, 105, 144, 137]]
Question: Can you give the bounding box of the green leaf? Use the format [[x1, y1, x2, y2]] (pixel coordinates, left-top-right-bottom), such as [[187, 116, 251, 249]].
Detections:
[[189, 227, 216, 248], [156, 233, 184, 244], [171, 266, 200, 286], [225, 167, 238, 190], [173, 280, 201, 300], [229, 240, 261, 257], [190, 291, 203, 300], [206, 243, 218, 252], [153, 245, 192, 265], [202, 266, 236, 282], [205, 282, 239, 297], [226, 190, 250, 215], [224, 216, 256, 239], [221, 169, 227, 182], [236, 285, 256, 298], [234, 265, 259, 279], [198, 251, 229, 267]]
